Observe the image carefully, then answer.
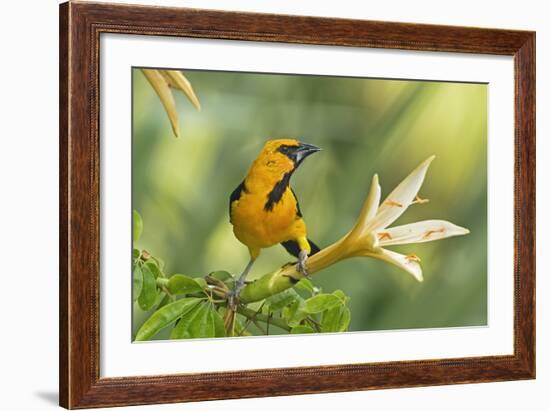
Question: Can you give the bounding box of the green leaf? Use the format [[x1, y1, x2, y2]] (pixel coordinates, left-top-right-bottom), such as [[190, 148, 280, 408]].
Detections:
[[321, 305, 351, 333], [167, 274, 204, 295], [303, 294, 342, 314], [156, 293, 172, 309], [153, 291, 166, 307], [194, 277, 208, 290], [170, 304, 202, 339], [144, 261, 162, 279], [133, 210, 143, 242], [132, 265, 143, 301], [135, 297, 202, 341], [291, 325, 315, 334], [152, 256, 165, 271], [332, 289, 350, 304], [211, 307, 226, 337], [132, 248, 140, 259], [137, 264, 158, 311], [265, 288, 301, 312], [208, 270, 233, 282], [282, 299, 308, 327], [295, 278, 316, 295], [170, 302, 215, 339]]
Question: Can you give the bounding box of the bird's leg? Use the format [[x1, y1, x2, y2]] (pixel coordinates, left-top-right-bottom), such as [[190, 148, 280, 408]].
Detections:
[[297, 250, 310, 278], [228, 258, 255, 309]]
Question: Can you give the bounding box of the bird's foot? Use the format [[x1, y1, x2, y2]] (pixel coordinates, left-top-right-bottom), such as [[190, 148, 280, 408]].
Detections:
[[296, 250, 310, 278], [227, 279, 245, 310]]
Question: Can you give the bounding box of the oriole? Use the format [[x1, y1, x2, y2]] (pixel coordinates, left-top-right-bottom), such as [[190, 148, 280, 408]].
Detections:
[[228, 139, 321, 303]]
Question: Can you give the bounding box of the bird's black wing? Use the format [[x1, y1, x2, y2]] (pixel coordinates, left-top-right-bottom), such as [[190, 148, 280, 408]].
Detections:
[[281, 239, 320, 258], [290, 188, 303, 217], [280, 188, 320, 257], [229, 180, 246, 221]]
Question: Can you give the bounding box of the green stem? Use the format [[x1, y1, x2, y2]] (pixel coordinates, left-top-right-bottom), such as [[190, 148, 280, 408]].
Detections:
[[156, 277, 169, 288], [239, 238, 352, 304]]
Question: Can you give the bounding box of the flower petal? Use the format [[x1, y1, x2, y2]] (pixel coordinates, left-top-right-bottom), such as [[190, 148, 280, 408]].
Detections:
[[366, 156, 435, 232], [354, 174, 381, 236], [364, 248, 423, 282], [378, 220, 470, 246], [160, 70, 202, 111], [142, 69, 180, 138]]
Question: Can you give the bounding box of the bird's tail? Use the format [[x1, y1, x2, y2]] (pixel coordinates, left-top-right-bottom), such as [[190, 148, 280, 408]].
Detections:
[[309, 239, 321, 255]]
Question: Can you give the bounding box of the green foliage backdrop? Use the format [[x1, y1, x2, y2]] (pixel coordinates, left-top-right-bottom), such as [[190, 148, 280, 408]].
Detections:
[[132, 68, 487, 339]]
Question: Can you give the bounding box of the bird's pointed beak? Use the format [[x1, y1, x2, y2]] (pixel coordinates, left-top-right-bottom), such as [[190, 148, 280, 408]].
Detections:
[[298, 142, 321, 153], [295, 142, 321, 164], [297, 141, 321, 157]]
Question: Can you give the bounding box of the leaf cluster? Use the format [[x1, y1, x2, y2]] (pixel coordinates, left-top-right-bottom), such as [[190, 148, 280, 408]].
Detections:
[[264, 280, 351, 334], [132, 210, 351, 341]]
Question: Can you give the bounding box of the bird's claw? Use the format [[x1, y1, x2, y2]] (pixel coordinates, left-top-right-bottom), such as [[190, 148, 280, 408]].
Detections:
[[296, 250, 310, 278], [297, 262, 310, 278], [227, 280, 245, 310]]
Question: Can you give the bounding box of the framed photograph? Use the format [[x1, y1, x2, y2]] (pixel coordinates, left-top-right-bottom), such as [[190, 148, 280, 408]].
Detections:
[[59, 2, 535, 408]]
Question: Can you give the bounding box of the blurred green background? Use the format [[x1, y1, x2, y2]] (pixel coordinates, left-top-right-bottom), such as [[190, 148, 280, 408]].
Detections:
[[132, 68, 487, 336]]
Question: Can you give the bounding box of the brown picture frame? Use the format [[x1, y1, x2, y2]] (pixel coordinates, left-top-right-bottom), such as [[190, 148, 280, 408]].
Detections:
[[59, 1, 536, 409]]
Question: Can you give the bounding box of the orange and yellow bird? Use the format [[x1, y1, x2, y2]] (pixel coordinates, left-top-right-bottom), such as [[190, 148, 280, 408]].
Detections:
[[228, 139, 322, 303]]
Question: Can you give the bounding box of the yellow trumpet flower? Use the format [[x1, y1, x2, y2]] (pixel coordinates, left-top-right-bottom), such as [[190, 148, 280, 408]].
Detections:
[[348, 155, 470, 281], [240, 156, 470, 304]]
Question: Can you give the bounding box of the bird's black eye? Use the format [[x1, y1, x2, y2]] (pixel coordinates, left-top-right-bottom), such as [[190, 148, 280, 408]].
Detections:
[[279, 145, 290, 154]]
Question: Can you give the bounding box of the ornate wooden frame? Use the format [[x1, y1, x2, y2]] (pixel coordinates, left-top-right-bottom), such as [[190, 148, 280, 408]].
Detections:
[[59, 1, 535, 408]]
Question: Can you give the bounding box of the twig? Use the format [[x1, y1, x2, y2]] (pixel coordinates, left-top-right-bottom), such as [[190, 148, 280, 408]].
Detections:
[[237, 302, 264, 337], [236, 306, 291, 332], [237, 315, 253, 337], [306, 317, 322, 332], [252, 319, 267, 335]]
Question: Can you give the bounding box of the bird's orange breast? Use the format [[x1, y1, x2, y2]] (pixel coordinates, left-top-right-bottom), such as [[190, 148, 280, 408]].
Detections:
[[230, 187, 306, 250]]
